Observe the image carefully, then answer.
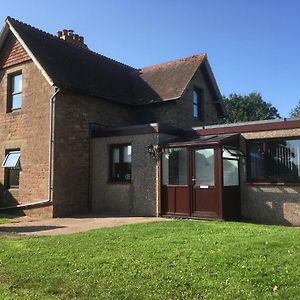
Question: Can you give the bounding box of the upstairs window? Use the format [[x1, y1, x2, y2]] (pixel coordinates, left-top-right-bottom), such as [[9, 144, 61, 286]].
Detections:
[[8, 73, 22, 111], [193, 88, 203, 120], [248, 138, 300, 182], [110, 144, 132, 182], [2, 149, 21, 188]]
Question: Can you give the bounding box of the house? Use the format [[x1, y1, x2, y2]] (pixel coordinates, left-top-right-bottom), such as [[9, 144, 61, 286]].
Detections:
[[0, 17, 300, 226]]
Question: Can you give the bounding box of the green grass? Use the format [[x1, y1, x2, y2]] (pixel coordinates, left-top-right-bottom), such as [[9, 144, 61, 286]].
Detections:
[[0, 218, 15, 224], [0, 220, 300, 299]]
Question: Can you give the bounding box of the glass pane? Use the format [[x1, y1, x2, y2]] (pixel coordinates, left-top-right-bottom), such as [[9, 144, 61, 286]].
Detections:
[[8, 169, 20, 187], [112, 148, 120, 163], [193, 90, 198, 117], [3, 151, 20, 168], [223, 147, 244, 158], [12, 74, 22, 93], [223, 159, 239, 186], [123, 145, 131, 163], [249, 143, 265, 179], [193, 103, 198, 118], [267, 139, 300, 181], [12, 94, 22, 110], [162, 148, 187, 185], [193, 90, 198, 104], [249, 139, 300, 181], [195, 148, 214, 186]]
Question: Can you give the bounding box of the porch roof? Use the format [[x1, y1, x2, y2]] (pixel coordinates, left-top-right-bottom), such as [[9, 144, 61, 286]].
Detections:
[[161, 133, 240, 147]]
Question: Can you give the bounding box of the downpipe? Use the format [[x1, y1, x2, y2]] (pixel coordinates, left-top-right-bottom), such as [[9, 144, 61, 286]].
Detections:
[[0, 88, 60, 210]]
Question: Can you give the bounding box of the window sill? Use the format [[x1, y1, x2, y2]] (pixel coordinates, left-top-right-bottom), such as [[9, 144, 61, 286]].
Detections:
[[7, 109, 22, 115], [247, 182, 300, 186]]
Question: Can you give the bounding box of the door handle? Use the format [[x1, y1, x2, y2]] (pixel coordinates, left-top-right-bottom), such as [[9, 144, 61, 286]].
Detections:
[[192, 178, 197, 185]]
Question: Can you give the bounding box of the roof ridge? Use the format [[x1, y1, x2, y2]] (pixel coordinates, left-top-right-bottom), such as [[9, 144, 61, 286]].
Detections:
[[6, 16, 136, 72], [139, 52, 206, 72]]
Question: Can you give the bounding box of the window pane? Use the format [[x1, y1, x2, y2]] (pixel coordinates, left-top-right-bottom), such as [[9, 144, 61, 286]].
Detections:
[[113, 148, 120, 163], [223, 147, 244, 158], [193, 90, 198, 104], [8, 168, 20, 187], [193, 90, 198, 117], [249, 143, 266, 179], [195, 148, 214, 186], [249, 139, 300, 181], [123, 145, 131, 163], [162, 148, 187, 185], [111, 145, 131, 181], [223, 159, 239, 186], [12, 74, 22, 93], [193, 104, 198, 118], [3, 151, 20, 168], [12, 94, 22, 110], [267, 139, 300, 181]]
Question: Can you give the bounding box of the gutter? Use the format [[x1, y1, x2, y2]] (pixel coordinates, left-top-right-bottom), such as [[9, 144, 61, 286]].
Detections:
[[0, 88, 61, 210]]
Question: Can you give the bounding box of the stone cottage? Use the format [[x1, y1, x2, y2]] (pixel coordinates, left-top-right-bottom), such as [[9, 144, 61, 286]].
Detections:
[[0, 17, 300, 225]]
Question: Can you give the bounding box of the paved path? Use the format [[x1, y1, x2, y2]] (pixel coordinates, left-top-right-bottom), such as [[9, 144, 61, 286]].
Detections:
[[0, 216, 166, 236]]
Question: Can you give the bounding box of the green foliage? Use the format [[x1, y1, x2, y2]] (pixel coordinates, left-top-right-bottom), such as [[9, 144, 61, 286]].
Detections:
[[290, 100, 300, 118], [222, 92, 280, 123], [1, 220, 300, 299]]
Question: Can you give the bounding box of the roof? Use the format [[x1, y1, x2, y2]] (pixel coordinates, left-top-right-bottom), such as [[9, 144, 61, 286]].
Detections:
[[162, 133, 240, 147], [130, 54, 206, 104], [1, 17, 223, 110], [5, 17, 136, 105]]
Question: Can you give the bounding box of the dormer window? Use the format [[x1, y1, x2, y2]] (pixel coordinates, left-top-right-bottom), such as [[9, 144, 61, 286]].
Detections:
[[193, 88, 203, 120], [8, 72, 22, 111]]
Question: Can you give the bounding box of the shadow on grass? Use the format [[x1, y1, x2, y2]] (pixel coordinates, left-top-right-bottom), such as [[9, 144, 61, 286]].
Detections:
[[0, 225, 66, 233]]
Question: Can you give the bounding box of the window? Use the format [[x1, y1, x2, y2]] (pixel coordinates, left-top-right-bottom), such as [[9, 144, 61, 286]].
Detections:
[[248, 138, 300, 182], [162, 148, 187, 185], [193, 88, 203, 120], [8, 73, 22, 111], [223, 147, 240, 186], [195, 148, 215, 186], [2, 150, 20, 188], [110, 144, 131, 181]]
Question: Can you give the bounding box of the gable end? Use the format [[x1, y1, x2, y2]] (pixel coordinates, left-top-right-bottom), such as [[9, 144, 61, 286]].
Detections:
[[0, 32, 31, 70]]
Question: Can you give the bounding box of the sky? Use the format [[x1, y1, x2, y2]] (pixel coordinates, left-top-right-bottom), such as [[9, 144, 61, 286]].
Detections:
[[0, 0, 299, 117]]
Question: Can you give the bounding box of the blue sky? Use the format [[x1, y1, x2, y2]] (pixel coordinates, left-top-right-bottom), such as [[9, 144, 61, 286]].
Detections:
[[1, 0, 299, 117]]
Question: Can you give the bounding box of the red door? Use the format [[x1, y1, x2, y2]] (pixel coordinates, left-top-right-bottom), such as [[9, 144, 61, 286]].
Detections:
[[191, 148, 220, 219]]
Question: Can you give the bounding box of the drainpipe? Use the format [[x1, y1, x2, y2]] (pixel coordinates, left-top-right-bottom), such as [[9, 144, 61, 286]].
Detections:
[[0, 88, 60, 210]]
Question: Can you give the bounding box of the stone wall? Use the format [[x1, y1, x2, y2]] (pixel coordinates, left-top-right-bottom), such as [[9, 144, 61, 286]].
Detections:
[[240, 129, 300, 225], [92, 133, 159, 216], [92, 132, 175, 216], [0, 60, 54, 214], [52, 90, 135, 216]]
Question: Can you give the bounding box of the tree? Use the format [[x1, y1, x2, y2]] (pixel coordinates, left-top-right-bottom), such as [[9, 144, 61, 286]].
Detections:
[[289, 100, 300, 119], [222, 92, 280, 123]]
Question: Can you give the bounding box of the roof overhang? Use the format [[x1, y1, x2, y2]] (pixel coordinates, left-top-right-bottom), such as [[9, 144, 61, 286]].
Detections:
[[161, 133, 240, 148]]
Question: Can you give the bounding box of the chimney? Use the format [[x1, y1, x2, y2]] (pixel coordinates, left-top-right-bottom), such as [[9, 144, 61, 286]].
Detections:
[[56, 29, 88, 49]]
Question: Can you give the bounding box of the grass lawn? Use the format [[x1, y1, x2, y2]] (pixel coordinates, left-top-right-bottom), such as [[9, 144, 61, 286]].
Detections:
[[0, 217, 15, 224], [0, 220, 300, 299]]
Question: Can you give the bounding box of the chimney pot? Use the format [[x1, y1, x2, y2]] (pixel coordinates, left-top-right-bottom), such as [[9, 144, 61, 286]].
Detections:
[[57, 29, 87, 48]]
